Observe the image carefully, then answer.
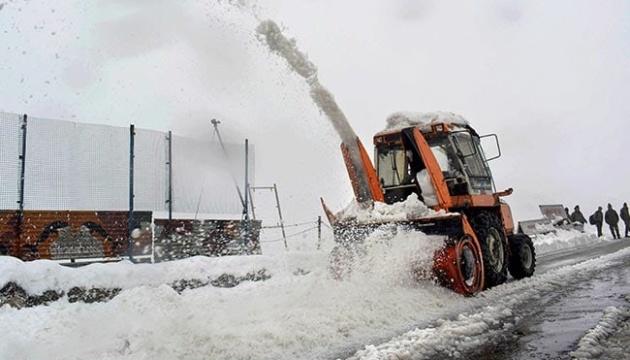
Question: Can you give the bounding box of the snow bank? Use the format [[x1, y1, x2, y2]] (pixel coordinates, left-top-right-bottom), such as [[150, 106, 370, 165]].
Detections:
[[338, 194, 447, 223], [0, 228, 459, 360], [571, 304, 630, 359], [0, 255, 278, 295], [348, 247, 630, 360], [532, 228, 609, 255], [1, 231, 628, 360], [385, 112, 470, 132]]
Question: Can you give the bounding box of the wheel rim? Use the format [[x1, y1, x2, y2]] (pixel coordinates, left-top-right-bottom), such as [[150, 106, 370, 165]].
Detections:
[[460, 244, 477, 286], [433, 236, 484, 295], [486, 228, 504, 273], [520, 244, 533, 269]]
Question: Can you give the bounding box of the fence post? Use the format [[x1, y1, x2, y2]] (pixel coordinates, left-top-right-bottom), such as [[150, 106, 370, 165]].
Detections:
[[273, 183, 288, 250], [242, 139, 250, 251], [166, 131, 173, 221], [243, 139, 249, 221], [16, 114, 28, 235], [317, 216, 322, 250], [128, 124, 135, 262]]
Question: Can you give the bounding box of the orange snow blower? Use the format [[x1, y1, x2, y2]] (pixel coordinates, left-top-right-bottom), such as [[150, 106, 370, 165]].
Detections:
[[322, 115, 536, 296]]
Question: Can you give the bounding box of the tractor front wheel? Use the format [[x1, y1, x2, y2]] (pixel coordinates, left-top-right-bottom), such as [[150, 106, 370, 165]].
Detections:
[[433, 235, 484, 296], [508, 234, 536, 279]]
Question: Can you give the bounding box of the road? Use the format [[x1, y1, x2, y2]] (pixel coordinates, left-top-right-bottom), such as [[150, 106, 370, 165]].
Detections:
[[484, 239, 630, 360], [348, 239, 630, 360]]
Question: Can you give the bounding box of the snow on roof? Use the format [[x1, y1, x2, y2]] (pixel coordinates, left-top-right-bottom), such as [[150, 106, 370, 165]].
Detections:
[[384, 111, 471, 132]]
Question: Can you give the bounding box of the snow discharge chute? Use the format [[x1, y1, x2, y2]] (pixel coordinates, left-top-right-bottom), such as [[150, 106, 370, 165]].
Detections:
[[255, 20, 383, 206]]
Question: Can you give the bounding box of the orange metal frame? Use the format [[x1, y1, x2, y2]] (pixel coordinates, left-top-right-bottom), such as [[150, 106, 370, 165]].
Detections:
[[340, 139, 384, 204]]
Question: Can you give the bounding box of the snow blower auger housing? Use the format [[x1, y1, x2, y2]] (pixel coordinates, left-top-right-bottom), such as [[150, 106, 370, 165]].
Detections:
[[322, 114, 536, 296]]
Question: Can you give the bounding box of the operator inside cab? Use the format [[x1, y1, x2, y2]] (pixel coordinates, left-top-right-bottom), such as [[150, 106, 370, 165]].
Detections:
[[375, 127, 493, 206]]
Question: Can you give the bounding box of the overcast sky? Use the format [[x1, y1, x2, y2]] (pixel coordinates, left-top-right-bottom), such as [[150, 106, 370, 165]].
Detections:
[[1, 0, 630, 228]]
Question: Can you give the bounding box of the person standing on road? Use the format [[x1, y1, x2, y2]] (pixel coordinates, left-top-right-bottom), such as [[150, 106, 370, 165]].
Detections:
[[605, 203, 621, 239], [590, 207, 604, 238], [570, 205, 587, 224], [620, 203, 630, 238]]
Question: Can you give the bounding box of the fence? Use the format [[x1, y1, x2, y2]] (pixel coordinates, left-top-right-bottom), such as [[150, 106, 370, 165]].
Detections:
[[0, 112, 258, 262]]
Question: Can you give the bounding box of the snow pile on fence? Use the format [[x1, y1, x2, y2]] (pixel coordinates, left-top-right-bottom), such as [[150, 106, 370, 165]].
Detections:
[[0, 255, 278, 296], [385, 112, 470, 132], [570, 304, 630, 360], [338, 194, 447, 223], [531, 228, 608, 254]]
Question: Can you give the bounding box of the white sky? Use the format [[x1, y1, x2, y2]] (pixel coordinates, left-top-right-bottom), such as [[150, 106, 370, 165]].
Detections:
[[1, 0, 629, 227]]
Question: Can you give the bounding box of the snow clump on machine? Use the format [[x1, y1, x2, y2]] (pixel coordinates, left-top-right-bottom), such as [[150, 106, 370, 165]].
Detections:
[[338, 194, 448, 223], [385, 111, 470, 131]]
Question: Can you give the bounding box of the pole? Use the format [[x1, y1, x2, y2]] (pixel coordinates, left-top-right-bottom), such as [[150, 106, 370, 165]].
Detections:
[[241, 139, 250, 251], [273, 183, 288, 250], [128, 124, 135, 262], [317, 216, 322, 250], [211, 119, 246, 209], [243, 139, 249, 221], [167, 131, 173, 221], [248, 186, 257, 220], [17, 114, 27, 234]]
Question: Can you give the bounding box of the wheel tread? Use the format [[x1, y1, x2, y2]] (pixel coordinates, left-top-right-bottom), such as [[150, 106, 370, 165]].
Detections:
[[469, 212, 508, 289]]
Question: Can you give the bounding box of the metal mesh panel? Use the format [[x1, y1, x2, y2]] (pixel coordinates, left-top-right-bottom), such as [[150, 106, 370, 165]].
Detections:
[[134, 128, 168, 211], [23, 117, 129, 210], [0, 112, 22, 210], [2, 112, 252, 215], [171, 136, 251, 216]]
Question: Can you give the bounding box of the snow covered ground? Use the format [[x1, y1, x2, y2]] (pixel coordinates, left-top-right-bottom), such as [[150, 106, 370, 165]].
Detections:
[[531, 228, 611, 255], [0, 229, 628, 360], [571, 302, 630, 360]]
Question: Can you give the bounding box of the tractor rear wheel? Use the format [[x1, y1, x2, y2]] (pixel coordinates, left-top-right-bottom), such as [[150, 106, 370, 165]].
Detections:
[[508, 234, 536, 279], [470, 212, 508, 289]]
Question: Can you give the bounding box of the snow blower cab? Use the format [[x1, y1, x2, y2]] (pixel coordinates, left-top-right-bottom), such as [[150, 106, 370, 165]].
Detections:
[[324, 113, 536, 296], [375, 121, 494, 207]]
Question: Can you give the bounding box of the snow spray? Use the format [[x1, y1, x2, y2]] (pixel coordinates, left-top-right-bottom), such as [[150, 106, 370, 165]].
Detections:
[[256, 20, 373, 205]]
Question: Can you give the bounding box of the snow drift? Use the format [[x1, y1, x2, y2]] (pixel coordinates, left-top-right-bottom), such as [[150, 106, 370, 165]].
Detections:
[[531, 228, 610, 255], [1, 231, 629, 360]]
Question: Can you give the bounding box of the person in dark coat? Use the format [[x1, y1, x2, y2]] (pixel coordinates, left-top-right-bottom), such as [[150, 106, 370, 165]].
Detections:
[[605, 203, 621, 239], [570, 205, 587, 224], [620, 203, 630, 238], [565, 207, 571, 219], [591, 207, 604, 238]]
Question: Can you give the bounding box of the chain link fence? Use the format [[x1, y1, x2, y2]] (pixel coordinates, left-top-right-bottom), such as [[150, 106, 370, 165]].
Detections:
[[0, 112, 22, 210], [0, 112, 256, 262]]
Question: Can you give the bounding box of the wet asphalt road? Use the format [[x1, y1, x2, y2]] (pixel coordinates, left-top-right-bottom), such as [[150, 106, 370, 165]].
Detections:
[[478, 239, 630, 360]]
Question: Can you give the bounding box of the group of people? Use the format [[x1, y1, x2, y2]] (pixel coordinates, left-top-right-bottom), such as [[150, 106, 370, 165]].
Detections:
[[566, 204, 630, 239]]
